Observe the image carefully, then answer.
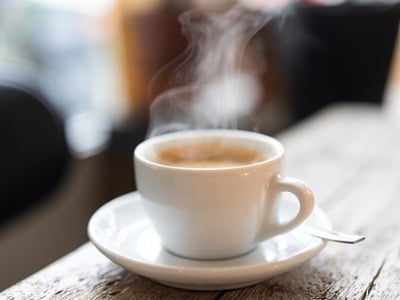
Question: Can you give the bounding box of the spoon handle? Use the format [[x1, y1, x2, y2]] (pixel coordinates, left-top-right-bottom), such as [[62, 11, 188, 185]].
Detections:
[[301, 226, 365, 244]]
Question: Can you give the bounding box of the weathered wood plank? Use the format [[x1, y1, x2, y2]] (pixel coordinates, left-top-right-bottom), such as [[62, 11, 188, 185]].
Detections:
[[278, 103, 390, 206], [252, 103, 400, 299], [1, 244, 220, 300], [219, 104, 400, 299]]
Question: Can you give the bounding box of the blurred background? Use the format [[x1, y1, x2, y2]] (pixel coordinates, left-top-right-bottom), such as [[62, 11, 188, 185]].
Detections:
[[1, 0, 400, 290]]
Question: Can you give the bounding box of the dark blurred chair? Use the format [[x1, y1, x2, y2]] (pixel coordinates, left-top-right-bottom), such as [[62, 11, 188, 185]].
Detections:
[[0, 64, 111, 291], [0, 65, 70, 225]]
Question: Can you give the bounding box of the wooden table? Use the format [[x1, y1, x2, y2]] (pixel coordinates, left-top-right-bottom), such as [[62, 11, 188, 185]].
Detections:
[[2, 103, 400, 299]]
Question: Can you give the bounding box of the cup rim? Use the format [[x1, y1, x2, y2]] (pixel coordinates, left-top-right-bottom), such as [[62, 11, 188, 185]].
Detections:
[[134, 129, 284, 172]]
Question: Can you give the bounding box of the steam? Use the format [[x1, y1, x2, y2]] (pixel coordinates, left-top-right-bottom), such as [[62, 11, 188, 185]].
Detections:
[[147, 2, 290, 137]]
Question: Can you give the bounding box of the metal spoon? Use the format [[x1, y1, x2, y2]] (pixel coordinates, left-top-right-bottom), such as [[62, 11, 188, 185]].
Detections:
[[300, 226, 365, 244]]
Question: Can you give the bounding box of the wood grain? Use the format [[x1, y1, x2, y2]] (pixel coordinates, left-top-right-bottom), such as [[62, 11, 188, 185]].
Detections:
[[2, 103, 399, 299]]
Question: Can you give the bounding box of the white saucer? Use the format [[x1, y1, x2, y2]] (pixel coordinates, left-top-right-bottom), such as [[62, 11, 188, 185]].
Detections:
[[88, 192, 330, 291]]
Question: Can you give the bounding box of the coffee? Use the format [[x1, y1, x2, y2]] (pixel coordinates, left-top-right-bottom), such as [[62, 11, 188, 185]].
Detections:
[[154, 141, 266, 168]]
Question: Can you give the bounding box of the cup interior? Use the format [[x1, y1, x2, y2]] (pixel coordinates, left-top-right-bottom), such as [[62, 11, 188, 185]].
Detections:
[[135, 130, 283, 170]]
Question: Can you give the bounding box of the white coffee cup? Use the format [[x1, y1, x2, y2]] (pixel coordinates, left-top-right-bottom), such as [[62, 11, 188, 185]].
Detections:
[[134, 130, 314, 260]]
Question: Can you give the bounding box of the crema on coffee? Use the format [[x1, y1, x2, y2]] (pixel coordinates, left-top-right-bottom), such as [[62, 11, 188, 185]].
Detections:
[[154, 141, 267, 168]]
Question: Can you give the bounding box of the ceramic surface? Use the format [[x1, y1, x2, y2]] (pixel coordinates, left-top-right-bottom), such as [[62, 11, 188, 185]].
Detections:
[[88, 192, 330, 290], [134, 130, 315, 259]]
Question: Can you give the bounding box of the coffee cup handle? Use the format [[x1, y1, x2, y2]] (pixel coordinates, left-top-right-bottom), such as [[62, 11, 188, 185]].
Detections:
[[256, 175, 315, 241]]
